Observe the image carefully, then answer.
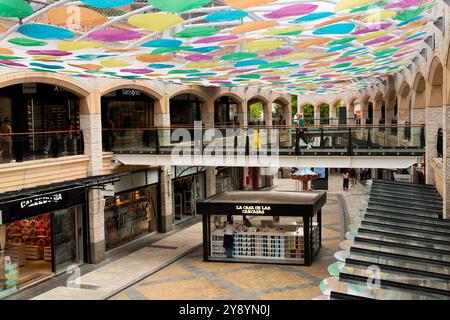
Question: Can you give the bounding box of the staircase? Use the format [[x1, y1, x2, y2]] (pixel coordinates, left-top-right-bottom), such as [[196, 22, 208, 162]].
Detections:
[[321, 180, 450, 300]]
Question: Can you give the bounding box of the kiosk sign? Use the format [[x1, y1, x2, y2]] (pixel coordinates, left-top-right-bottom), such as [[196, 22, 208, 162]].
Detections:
[[235, 205, 271, 215]]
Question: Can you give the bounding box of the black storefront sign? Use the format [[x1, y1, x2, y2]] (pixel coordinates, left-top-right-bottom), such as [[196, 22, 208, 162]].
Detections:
[[1, 188, 85, 224]]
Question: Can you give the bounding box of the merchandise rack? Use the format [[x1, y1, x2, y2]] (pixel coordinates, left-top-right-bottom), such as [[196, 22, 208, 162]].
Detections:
[[198, 190, 326, 266]]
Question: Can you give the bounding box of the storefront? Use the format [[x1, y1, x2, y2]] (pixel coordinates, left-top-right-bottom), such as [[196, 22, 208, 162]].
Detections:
[[171, 166, 206, 223], [101, 89, 155, 152], [0, 175, 119, 296], [0, 83, 81, 161], [170, 94, 202, 125], [103, 169, 159, 251], [199, 190, 326, 266], [216, 167, 242, 194], [214, 96, 238, 126], [247, 167, 272, 190]]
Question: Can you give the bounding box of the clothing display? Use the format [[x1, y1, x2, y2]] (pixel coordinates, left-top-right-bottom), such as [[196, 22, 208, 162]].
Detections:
[[104, 186, 158, 251]]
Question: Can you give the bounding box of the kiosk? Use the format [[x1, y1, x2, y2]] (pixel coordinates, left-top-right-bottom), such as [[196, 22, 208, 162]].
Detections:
[[198, 190, 326, 266]]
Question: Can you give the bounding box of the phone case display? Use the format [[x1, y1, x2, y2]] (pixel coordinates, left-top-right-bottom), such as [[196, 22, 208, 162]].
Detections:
[[5, 214, 52, 262], [211, 226, 305, 262], [104, 186, 158, 251]]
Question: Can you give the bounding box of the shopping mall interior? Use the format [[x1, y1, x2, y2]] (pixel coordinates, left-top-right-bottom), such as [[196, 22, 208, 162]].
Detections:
[[0, 0, 449, 302]]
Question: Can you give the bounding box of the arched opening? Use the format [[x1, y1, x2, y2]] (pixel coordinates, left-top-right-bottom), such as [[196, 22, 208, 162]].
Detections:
[[386, 88, 397, 124], [398, 82, 411, 124], [374, 92, 385, 125], [170, 93, 205, 126], [318, 103, 330, 125], [367, 102, 374, 124], [362, 96, 371, 124], [214, 95, 242, 126], [247, 96, 269, 125], [332, 100, 346, 124], [412, 73, 426, 124], [101, 88, 156, 152], [301, 104, 315, 125], [0, 83, 82, 162], [428, 57, 444, 107], [272, 97, 290, 125], [447, 47, 450, 103], [348, 98, 357, 123]]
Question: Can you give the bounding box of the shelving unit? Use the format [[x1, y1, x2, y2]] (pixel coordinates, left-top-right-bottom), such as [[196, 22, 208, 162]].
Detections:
[[4, 243, 26, 267], [211, 230, 305, 262], [198, 190, 326, 266]]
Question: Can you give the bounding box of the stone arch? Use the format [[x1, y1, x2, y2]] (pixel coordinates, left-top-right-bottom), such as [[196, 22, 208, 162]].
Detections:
[[169, 88, 210, 103], [347, 97, 358, 119], [0, 71, 93, 114], [0, 72, 90, 97], [427, 56, 444, 107], [247, 95, 271, 124], [272, 96, 291, 125], [411, 72, 426, 125], [397, 81, 411, 123], [316, 102, 330, 125], [362, 95, 371, 124], [447, 44, 450, 104], [100, 82, 164, 114], [213, 92, 245, 125], [300, 103, 315, 125], [373, 91, 385, 124], [385, 86, 397, 123], [170, 89, 212, 125]]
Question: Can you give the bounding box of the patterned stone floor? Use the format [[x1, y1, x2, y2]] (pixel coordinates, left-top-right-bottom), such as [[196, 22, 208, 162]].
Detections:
[[110, 186, 346, 300]]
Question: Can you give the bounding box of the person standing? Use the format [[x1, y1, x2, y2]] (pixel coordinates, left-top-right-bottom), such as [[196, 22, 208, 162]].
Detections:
[[63, 119, 76, 155], [0, 118, 12, 162], [223, 217, 234, 258], [295, 113, 312, 152], [342, 170, 350, 191]]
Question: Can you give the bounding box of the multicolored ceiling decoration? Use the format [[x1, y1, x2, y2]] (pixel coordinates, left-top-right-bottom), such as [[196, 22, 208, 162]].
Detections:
[[0, 0, 437, 94]]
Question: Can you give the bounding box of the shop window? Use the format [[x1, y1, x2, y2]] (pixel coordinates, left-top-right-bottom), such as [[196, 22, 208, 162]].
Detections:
[[104, 186, 158, 251]]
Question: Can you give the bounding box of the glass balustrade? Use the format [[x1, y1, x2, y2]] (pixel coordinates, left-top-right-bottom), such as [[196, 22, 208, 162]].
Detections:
[[100, 125, 425, 157]]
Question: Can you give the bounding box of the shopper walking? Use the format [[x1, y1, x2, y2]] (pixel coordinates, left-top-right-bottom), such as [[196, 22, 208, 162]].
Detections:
[[0, 118, 12, 162], [342, 170, 350, 191], [223, 217, 234, 258], [295, 113, 312, 152]]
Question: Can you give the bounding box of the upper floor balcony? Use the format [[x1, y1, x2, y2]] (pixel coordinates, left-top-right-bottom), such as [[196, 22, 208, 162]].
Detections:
[[104, 124, 425, 157], [105, 124, 425, 169]]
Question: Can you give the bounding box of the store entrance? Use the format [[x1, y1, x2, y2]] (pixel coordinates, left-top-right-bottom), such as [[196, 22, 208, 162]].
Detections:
[[3, 206, 84, 288], [173, 174, 205, 223]]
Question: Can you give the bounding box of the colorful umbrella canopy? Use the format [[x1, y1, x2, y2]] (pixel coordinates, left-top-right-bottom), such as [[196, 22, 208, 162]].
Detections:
[[0, 0, 436, 95]]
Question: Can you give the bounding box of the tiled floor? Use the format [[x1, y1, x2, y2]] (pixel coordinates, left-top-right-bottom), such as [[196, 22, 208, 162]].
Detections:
[[110, 182, 348, 300]]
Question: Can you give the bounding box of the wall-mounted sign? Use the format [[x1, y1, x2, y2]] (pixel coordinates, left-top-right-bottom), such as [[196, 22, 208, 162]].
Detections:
[[102, 184, 115, 198], [22, 83, 36, 94], [121, 89, 141, 97], [20, 194, 63, 209], [54, 86, 68, 92], [235, 205, 271, 215]]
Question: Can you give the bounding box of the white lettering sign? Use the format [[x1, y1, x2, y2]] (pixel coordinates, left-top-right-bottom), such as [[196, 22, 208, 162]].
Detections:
[[20, 193, 63, 209], [121, 89, 141, 96], [235, 205, 271, 215]]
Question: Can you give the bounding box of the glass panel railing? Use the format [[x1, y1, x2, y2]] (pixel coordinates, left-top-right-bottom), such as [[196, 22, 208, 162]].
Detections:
[[0, 130, 84, 164], [105, 129, 157, 154], [100, 125, 425, 157]]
